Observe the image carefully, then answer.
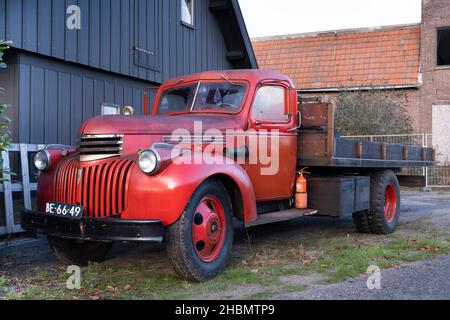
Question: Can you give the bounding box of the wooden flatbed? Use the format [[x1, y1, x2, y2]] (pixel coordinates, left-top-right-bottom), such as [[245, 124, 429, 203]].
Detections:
[[297, 103, 436, 169]]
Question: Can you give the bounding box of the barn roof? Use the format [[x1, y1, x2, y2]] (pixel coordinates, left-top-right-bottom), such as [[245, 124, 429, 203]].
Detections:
[[252, 24, 421, 91], [211, 0, 258, 69]]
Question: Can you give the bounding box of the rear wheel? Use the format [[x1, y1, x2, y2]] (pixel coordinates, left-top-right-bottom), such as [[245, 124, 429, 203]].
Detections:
[[166, 179, 233, 281], [366, 170, 401, 234], [47, 236, 112, 266]]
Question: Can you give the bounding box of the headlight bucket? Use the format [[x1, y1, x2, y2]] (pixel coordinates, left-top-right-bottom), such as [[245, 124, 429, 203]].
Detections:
[[34, 150, 52, 172], [138, 149, 161, 175], [122, 106, 135, 116]]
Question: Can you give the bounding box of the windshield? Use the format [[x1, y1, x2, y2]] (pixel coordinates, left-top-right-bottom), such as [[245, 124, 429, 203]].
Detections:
[[156, 82, 247, 115]]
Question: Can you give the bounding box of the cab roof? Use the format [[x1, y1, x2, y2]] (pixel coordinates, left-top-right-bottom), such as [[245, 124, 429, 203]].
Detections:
[[161, 70, 295, 88]]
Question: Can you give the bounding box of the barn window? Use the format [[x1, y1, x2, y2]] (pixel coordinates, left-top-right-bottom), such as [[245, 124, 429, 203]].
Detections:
[[181, 0, 194, 27], [437, 27, 450, 66], [101, 103, 121, 115]]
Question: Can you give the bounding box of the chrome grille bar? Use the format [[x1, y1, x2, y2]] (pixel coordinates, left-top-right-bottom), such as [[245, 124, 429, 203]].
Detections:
[[78, 134, 124, 162]]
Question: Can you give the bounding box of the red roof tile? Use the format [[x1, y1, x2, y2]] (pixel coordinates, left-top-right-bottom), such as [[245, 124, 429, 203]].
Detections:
[[252, 25, 421, 90]]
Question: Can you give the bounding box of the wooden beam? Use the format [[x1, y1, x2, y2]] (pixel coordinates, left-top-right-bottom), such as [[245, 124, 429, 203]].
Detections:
[[226, 50, 244, 62]]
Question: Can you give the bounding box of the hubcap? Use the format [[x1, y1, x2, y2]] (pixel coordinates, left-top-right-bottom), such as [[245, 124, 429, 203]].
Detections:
[[384, 183, 397, 223], [192, 196, 226, 262]]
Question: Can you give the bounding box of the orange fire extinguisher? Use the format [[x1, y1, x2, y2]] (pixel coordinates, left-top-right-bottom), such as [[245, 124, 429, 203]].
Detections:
[[295, 168, 310, 209]]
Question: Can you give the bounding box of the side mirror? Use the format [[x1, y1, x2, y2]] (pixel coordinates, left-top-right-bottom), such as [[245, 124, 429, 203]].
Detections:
[[122, 106, 134, 116]]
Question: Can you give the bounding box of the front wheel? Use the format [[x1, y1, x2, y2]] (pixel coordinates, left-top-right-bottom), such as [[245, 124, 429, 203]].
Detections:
[[166, 179, 234, 281]]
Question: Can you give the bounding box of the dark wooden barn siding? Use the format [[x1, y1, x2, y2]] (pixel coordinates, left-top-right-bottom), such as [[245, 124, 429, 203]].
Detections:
[[0, 0, 233, 84], [16, 53, 152, 145]]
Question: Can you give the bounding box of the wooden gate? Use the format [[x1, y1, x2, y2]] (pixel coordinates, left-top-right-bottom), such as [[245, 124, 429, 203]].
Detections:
[[0, 144, 45, 235]]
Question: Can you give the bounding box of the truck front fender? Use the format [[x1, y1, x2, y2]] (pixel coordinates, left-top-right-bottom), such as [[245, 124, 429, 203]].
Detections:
[[122, 156, 257, 226]]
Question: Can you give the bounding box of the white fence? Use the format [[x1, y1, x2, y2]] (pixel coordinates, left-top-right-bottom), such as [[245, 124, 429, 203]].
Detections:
[[0, 143, 45, 235], [343, 133, 450, 188]]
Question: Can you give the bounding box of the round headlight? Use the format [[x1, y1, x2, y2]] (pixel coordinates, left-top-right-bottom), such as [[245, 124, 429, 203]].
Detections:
[[138, 149, 160, 174], [34, 150, 51, 172], [122, 106, 134, 116]]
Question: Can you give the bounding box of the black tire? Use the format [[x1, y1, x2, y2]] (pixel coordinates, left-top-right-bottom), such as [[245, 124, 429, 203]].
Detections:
[[166, 179, 234, 282], [47, 236, 113, 266], [352, 210, 371, 233], [367, 170, 401, 234]]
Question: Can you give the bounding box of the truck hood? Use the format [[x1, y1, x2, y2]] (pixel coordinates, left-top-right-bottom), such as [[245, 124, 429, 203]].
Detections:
[[79, 114, 246, 136]]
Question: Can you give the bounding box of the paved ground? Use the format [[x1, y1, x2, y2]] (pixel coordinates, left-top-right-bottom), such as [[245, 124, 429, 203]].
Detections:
[[275, 254, 450, 300], [0, 190, 449, 299]]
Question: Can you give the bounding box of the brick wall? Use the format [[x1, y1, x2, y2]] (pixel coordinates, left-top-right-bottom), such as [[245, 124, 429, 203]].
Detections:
[[418, 0, 450, 134]]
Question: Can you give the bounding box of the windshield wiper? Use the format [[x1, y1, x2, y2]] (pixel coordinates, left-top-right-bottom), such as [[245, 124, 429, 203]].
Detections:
[[220, 74, 240, 86]]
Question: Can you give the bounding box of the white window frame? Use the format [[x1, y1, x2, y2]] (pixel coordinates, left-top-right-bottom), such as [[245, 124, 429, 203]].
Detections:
[[181, 0, 194, 28], [101, 102, 121, 115]]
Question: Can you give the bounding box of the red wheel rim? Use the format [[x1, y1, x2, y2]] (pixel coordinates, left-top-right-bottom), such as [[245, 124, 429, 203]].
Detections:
[[192, 196, 226, 263], [384, 183, 397, 223]]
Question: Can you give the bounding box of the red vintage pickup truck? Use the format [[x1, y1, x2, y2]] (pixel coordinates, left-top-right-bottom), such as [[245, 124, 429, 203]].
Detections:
[[21, 70, 435, 281]]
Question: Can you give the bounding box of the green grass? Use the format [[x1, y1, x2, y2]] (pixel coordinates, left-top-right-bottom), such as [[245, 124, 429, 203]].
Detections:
[[313, 236, 448, 283], [0, 276, 9, 287]]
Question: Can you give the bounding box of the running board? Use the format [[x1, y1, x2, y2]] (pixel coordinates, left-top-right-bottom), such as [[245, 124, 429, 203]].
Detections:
[[246, 208, 318, 227]]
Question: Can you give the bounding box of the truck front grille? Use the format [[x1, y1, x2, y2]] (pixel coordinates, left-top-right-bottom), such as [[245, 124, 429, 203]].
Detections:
[[54, 159, 134, 218], [78, 134, 124, 161]]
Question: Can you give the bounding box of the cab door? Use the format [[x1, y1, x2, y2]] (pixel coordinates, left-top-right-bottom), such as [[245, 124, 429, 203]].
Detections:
[[244, 83, 298, 201]]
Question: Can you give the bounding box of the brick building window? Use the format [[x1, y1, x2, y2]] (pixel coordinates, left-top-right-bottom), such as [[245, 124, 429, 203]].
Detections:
[[437, 28, 450, 66]]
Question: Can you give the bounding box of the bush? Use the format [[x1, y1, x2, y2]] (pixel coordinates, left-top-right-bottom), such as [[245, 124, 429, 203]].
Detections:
[[0, 40, 13, 181], [334, 88, 413, 136]]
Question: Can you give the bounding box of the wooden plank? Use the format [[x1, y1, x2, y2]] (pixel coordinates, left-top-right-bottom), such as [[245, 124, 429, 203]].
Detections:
[[64, 0, 78, 62], [2, 150, 14, 234], [6, 0, 23, 49], [100, 0, 111, 70], [82, 78, 94, 121], [22, 0, 38, 51], [51, 0, 65, 59], [19, 144, 32, 210], [37, 0, 52, 55], [45, 70, 58, 142], [7, 144, 20, 152], [0, 182, 37, 193], [110, 0, 121, 73], [58, 73, 72, 145], [70, 75, 83, 145], [19, 64, 31, 143], [246, 209, 318, 227], [23, 144, 45, 152], [89, 0, 101, 68], [78, 0, 90, 65], [30, 66, 45, 143], [120, 0, 131, 75]]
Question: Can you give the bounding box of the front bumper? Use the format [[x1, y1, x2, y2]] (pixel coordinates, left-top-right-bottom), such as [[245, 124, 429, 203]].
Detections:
[[21, 210, 164, 242]]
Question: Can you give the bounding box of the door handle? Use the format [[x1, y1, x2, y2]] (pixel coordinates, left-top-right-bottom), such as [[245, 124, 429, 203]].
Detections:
[[223, 146, 249, 159]]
